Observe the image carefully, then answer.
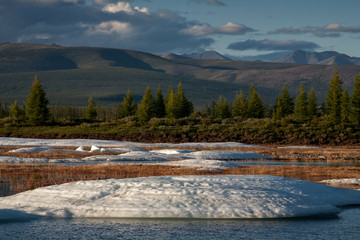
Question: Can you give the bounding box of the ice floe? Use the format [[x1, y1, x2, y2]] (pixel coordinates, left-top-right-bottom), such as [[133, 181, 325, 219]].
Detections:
[[9, 147, 55, 153], [0, 137, 259, 148], [0, 156, 84, 164], [321, 178, 360, 185], [186, 151, 271, 160], [158, 159, 241, 170], [1, 175, 360, 220]]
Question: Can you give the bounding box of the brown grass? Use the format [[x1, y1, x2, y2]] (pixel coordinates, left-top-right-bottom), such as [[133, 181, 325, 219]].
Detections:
[[1, 163, 360, 196], [1, 145, 360, 196]]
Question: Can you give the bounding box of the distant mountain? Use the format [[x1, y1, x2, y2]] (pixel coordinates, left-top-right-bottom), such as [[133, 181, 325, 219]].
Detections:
[[276, 50, 360, 65], [182, 51, 230, 60], [162, 53, 191, 60], [1, 43, 360, 108], [225, 51, 291, 62]]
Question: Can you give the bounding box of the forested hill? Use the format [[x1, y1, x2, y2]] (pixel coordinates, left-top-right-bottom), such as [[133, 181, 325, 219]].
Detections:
[[1, 42, 360, 107]]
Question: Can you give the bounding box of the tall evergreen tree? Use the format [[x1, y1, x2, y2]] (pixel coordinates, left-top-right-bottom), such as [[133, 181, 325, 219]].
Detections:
[[325, 70, 343, 125], [232, 91, 247, 118], [215, 96, 231, 119], [154, 86, 166, 118], [174, 83, 193, 118], [165, 86, 177, 118], [350, 75, 360, 125], [24, 75, 50, 125], [273, 84, 294, 120], [294, 85, 308, 121], [307, 88, 318, 119], [247, 85, 264, 118], [9, 100, 23, 123], [137, 86, 154, 124], [84, 96, 97, 121], [121, 90, 137, 118], [340, 88, 351, 124]]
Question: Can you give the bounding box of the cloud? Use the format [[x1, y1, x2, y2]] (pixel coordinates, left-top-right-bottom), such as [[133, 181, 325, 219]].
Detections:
[[189, 0, 226, 6], [181, 22, 255, 36], [0, 1, 215, 53], [103, 1, 149, 14], [269, 23, 360, 37], [228, 39, 320, 51]]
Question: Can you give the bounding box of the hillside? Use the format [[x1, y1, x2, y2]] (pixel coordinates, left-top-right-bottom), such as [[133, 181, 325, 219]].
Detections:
[[0, 43, 360, 107], [276, 50, 360, 65]]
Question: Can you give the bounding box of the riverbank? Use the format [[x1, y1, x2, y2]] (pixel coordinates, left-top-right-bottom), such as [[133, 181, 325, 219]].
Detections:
[[1, 117, 360, 145]]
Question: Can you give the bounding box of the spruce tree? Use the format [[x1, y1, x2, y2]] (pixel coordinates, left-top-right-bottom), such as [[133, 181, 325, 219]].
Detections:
[[307, 88, 318, 119], [85, 96, 97, 121], [121, 90, 137, 118], [165, 86, 177, 118], [340, 89, 350, 124], [325, 70, 343, 125], [137, 86, 154, 124], [9, 100, 23, 123], [154, 86, 166, 118], [232, 91, 247, 118], [247, 85, 264, 118], [215, 96, 231, 119], [174, 83, 192, 118], [294, 85, 308, 121], [24, 75, 50, 125], [273, 84, 294, 120], [350, 75, 360, 125]]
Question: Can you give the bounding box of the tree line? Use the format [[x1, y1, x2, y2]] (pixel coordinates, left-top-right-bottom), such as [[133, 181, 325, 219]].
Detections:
[[1, 70, 360, 127]]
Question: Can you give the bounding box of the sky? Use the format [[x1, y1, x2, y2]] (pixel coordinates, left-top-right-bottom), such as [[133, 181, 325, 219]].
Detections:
[[1, 0, 360, 57]]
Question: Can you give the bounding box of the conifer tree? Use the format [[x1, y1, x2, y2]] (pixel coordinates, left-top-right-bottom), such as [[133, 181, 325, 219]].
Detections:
[[154, 86, 166, 118], [121, 90, 137, 118], [232, 91, 247, 118], [137, 86, 154, 124], [294, 85, 308, 121], [9, 100, 23, 123], [247, 85, 264, 118], [340, 88, 350, 124], [325, 70, 343, 125], [85, 96, 97, 121], [165, 86, 177, 118], [307, 88, 318, 119], [273, 84, 294, 120], [174, 83, 193, 118], [215, 96, 231, 119], [24, 75, 50, 125], [350, 75, 360, 125]]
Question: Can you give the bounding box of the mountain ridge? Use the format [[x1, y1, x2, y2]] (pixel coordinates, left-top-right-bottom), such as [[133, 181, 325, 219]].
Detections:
[[1, 43, 360, 107]]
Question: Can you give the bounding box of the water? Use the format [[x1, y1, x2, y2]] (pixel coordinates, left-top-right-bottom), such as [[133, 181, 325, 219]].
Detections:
[[1, 207, 359, 240]]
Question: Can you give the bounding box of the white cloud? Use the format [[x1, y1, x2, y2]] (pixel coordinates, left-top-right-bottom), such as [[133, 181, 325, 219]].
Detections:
[[103, 1, 150, 15], [215, 22, 252, 35], [84, 21, 132, 35], [181, 24, 214, 36], [325, 23, 340, 30], [134, 6, 150, 14], [181, 22, 254, 36]]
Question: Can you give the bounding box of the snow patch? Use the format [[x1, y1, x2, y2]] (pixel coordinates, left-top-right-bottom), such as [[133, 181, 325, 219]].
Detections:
[[1, 175, 360, 220], [158, 159, 241, 170], [321, 178, 360, 185], [9, 147, 55, 153], [186, 151, 271, 160]]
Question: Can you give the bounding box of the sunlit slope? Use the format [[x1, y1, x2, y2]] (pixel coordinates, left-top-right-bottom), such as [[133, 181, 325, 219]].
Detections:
[[1, 43, 360, 107]]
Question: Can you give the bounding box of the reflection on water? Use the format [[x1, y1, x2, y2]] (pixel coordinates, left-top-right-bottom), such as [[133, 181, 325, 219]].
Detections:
[[1, 207, 360, 240]]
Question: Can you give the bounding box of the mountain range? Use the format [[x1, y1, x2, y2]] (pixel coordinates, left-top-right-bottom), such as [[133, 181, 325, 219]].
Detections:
[[1, 43, 360, 108], [176, 49, 360, 65]]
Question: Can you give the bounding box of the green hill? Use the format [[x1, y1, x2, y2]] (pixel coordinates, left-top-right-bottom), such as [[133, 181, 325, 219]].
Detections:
[[0, 43, 359, 108]]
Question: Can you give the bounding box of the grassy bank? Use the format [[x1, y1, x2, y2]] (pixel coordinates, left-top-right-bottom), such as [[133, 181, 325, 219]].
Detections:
[[1, 117, 359, 145], [1, 164, 359, 196]]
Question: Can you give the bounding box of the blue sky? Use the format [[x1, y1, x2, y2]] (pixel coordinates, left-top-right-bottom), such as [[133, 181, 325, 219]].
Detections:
[[1, 0, 359, 57]]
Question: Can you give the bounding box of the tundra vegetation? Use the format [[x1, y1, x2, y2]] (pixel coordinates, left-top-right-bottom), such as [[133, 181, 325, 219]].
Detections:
[[0, 71, 359, 144]]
